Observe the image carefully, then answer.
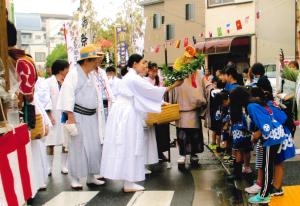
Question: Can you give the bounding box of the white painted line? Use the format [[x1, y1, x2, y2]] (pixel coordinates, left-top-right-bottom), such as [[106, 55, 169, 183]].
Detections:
[[43, 191, 98, 206], [126, 191, 174, 206]]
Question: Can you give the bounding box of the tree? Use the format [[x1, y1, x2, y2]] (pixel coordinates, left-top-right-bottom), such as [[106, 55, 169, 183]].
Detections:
[[69, 0, 145, 65], [72, 0, 101, 45], [115, 0, 145, 54], [45, 44, 67, 68]]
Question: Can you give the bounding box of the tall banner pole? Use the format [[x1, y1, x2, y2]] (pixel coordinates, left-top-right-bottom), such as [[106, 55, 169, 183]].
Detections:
[[114, 27, 118, 67]]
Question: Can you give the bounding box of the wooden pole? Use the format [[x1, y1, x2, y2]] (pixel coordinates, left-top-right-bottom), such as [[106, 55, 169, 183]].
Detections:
[[0, 0, 9, 123], [0, 0, 9, 91], [164, 45, 168, 66]]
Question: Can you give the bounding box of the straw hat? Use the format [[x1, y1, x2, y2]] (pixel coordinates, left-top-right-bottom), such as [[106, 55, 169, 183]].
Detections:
[[78, 44, 99, 61]]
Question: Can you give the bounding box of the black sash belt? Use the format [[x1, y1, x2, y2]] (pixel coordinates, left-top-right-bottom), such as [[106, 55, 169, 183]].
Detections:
[[74, 104, 96, 116], [103, 100, 108, 108]]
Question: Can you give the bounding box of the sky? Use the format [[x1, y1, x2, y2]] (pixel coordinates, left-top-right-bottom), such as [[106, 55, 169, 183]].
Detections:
[[14, 0, 126, 20]]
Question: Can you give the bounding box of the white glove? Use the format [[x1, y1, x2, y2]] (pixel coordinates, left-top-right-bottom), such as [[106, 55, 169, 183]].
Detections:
[[64, 124, 78, 136]]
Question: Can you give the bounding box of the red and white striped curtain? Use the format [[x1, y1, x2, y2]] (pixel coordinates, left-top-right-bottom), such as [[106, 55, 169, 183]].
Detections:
[[0, 124, 36, 206]]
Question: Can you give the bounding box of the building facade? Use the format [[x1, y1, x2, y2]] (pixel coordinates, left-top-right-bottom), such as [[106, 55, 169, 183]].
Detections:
[[15, 13, 72, 69], [201, 0, 295, 73], [141, 0, 205, 65], [142, 0, 296, 73]]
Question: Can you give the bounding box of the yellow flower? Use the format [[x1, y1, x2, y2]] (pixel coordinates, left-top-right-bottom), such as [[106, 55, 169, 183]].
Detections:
[[173, 57, 184, 71]]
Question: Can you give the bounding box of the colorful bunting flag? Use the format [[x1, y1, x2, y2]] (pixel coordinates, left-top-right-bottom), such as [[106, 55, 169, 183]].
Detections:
[[226, 23, 231, 34], [192, 36, 197, 45], [155, 46, 160, 53], [175, 40, 181, 48], [217, 27, 223, 37], [150, 46, 155, 53], [256, 11, 261, 19], [236, 20, 242, 30], [184, 38, 189, 47], [200, 32, 204, 38], [245, 16, 250, 24]]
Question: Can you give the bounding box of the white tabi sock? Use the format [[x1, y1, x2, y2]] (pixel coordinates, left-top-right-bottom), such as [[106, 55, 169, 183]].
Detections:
[[47, 155, 54, 175], [61, 153, 68, 174]]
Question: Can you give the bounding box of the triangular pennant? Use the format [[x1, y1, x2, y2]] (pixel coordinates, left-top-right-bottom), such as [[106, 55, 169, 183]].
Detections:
[[226, 23, 231, 28], [217, 27, 223, 37], [155, 45, 160, 53], [256, 11, 261, 19], [227, 29, 230, 34], [200, 32, 204, 38], [184, 38, 189, 47], [150, 46, 155, 53], [236, 20, 242, 30], [192, 36, 197, 45], [245, 16, 250, 24], [175, 40, 181, 48]]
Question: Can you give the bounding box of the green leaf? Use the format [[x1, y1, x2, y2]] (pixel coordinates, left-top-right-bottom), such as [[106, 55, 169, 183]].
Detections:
[[162, 54, 205, 86], [45, 44, 67, 68]]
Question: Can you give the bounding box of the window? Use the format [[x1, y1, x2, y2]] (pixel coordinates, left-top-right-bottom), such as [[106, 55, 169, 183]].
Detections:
[[35, 35, 41, 40], [161, 16, 165, 25], [22, 33, 32, 39], [35, 52, 46, 62], [153, 14, 161, 29], [185, 4, 194, 20], [208, 0, 252, 7], [166, 24, 174, 40]]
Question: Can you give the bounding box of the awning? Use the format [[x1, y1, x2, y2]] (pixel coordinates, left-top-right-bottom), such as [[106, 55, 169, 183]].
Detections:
[[195, 36, 250, 55]]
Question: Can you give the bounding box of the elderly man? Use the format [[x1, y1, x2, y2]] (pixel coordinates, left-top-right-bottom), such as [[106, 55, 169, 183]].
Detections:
[[57, 45, 105, 189]]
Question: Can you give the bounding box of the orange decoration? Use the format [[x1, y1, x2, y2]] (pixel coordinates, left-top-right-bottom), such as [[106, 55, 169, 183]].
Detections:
[[184, 45, 196, 58]]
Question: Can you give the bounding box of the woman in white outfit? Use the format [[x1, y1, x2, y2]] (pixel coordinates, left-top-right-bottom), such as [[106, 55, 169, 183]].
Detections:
[[45, 60, 69, 175], [139, 63, 159, 174], [100, 54, 183, 192]]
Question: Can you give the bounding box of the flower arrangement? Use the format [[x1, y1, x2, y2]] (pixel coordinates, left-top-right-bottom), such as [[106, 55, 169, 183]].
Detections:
[[162, 46, 205, 86]]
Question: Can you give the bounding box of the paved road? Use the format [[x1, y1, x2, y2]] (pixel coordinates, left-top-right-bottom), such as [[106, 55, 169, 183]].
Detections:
[[30, 125, 300, 206]]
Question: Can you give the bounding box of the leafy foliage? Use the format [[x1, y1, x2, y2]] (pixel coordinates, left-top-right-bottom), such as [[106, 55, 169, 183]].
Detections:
[[72, 0, 144, 55], [45, 44, 67, 68], [162, 54, 205, 86]]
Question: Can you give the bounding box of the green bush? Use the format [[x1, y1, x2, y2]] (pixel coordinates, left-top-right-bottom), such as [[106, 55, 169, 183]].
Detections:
[[45, 44, 68, 68]]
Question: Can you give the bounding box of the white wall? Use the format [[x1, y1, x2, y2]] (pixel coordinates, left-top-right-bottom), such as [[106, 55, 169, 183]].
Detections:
[[205, 1, 255, 38], [256, 0, 296, 64]]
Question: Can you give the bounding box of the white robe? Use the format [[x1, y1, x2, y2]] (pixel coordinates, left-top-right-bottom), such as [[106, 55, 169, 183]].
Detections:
[[44, 75, 64, 146], [141, 78, 159, 165], [35, 77, 51, 109], [108, 76, 122, 97], [92, 68, 114, 144], [57, 64, 102, 179], [30, 95, 51, 191], [144, 126, 159, 165], [100, 68, 166, 182]]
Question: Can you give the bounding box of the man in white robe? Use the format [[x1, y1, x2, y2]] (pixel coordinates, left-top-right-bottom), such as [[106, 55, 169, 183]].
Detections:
[[57, 45, 105, 189]]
